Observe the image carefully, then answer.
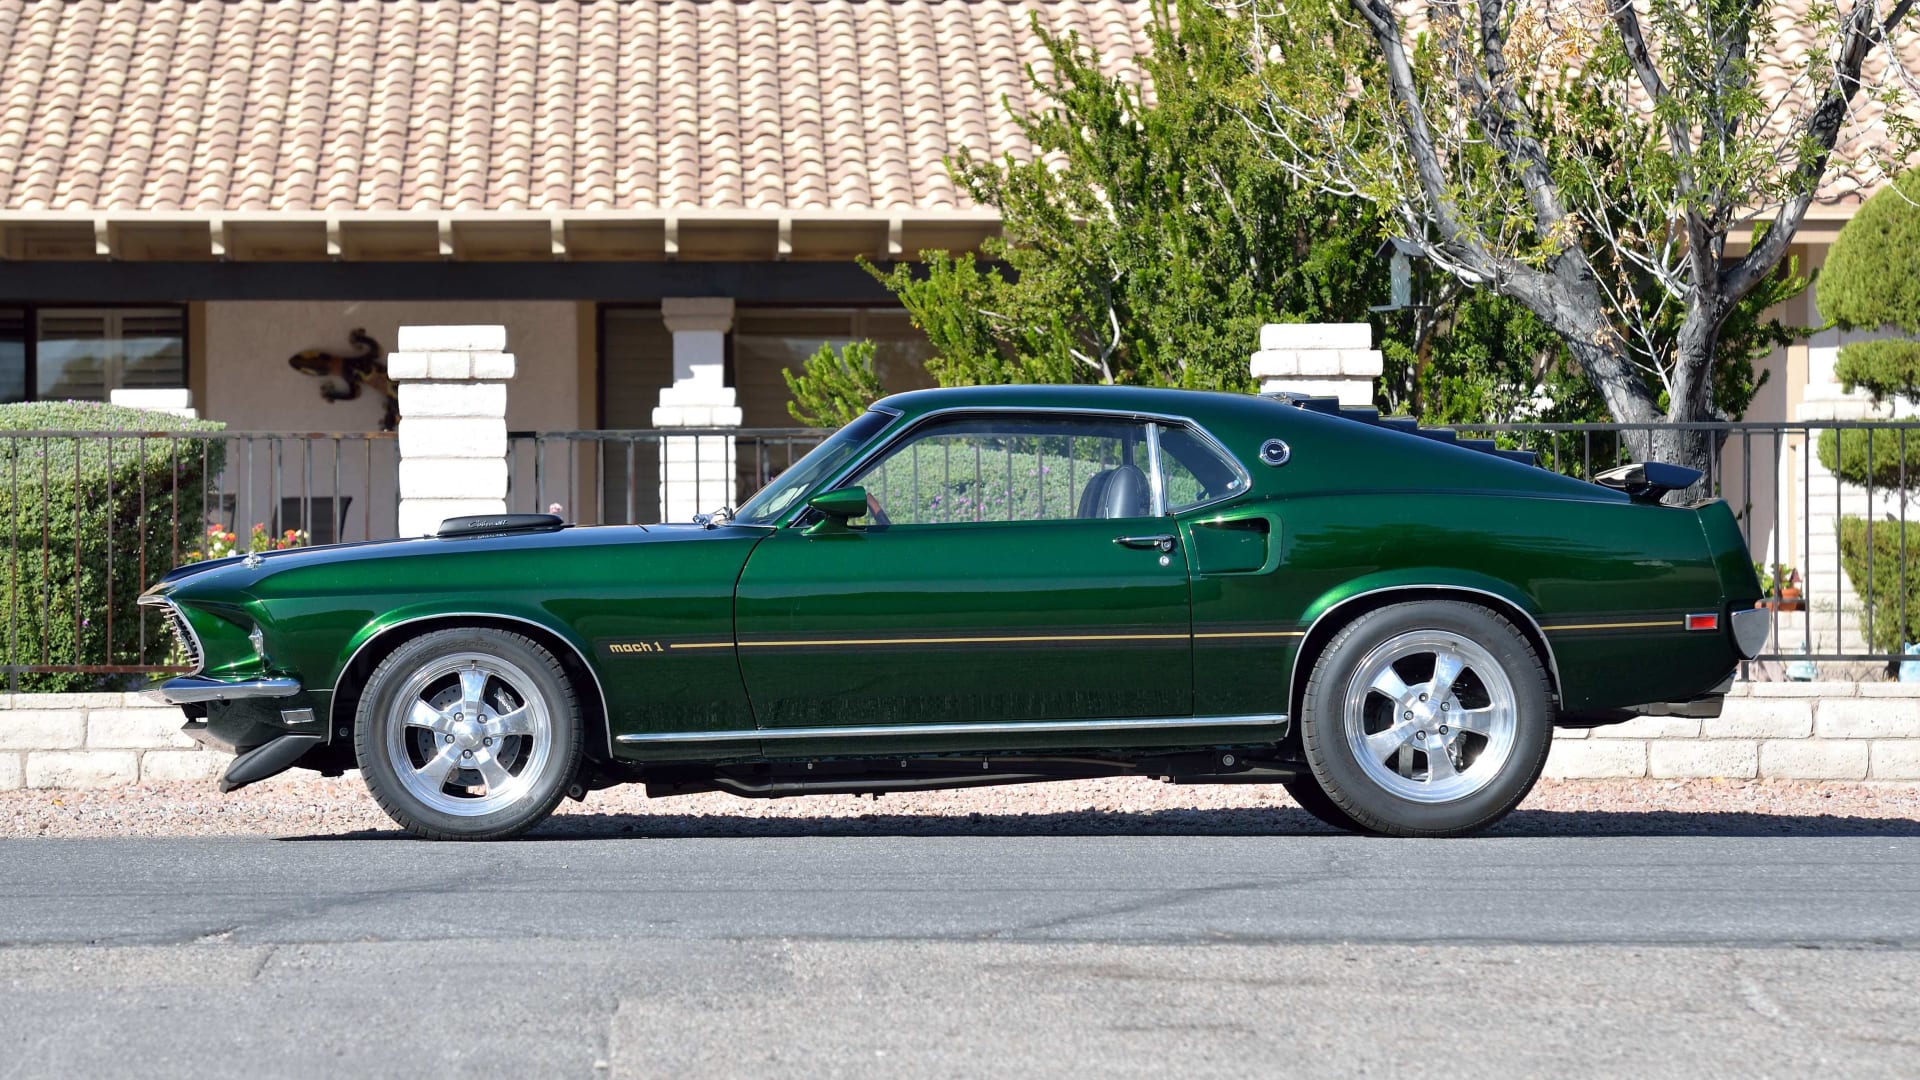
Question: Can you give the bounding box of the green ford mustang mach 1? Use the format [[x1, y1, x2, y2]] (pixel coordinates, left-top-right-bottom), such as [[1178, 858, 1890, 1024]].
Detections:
[[142, 385, 1766, 839]]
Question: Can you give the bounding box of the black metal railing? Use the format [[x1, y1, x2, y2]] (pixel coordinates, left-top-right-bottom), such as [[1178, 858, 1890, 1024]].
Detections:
[[1459, 420, 1920, 671], [7, 417, 1913, 687], [0, 430, 398, 688], [507, 428, 829, 525]]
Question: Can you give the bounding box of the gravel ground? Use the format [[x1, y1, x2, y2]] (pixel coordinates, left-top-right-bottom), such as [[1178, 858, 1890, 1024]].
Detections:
[[2, 776, 1916, 838]]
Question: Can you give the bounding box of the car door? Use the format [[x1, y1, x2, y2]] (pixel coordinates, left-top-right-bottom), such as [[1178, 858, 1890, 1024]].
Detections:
[[734, 412, 1194, 734]]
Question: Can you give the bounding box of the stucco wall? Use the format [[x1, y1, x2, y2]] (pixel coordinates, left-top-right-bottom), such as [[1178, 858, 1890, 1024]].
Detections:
[[198, 301, 585, 533], [201, 300, 581, 433]]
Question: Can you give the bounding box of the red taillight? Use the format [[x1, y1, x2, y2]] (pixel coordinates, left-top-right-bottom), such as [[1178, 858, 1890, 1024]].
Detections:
[[1687, 613, 1719, 632]]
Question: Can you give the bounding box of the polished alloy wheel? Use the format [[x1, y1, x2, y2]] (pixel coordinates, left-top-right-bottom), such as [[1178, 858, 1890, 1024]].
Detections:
[[385, 651, 553, 817], [1342, 630, 1517, 804]]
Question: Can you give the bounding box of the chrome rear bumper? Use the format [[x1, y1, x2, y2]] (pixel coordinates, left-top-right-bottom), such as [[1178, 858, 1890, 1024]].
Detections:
[[1731, 606, 1770, 659], [145, 675, 302, 704]]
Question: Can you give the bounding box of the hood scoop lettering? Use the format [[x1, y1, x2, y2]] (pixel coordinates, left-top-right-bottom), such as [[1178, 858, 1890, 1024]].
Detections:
[[435, 513, 565, 538]]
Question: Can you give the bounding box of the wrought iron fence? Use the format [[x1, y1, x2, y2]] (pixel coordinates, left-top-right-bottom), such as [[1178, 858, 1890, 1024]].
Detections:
[[506, 428, 829, 525], [1460, 419, 1920, 672], [0, 430, 398, 689], [6, 417, 1914, 688]]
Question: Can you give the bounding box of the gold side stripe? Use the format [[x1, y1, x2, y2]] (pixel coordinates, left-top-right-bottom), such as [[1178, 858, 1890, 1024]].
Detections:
[[1195, 630, 1306, 640], [1539, 619, 1685, 632], [667, 641, 735, 650]]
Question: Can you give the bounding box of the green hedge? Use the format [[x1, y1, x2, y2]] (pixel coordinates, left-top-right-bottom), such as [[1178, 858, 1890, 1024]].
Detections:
[[1816, 426, 1920, 491], [1837, 515, 1920, 653], [0, 402, 226, 690]]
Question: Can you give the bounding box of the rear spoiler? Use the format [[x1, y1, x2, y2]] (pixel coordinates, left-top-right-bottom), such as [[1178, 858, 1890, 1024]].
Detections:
[[1593, 462, 1703, 503], [1261, 393, 1540, 468]]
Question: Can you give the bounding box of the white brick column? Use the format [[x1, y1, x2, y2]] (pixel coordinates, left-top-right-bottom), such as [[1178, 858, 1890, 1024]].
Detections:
[[387, 325, 514, 536], [654, 298, 741, 522], [1249, 323, 1383, 407]]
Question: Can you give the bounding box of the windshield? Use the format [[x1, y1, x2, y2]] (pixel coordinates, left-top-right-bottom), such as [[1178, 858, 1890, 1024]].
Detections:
[[732, 410, 895, 525]]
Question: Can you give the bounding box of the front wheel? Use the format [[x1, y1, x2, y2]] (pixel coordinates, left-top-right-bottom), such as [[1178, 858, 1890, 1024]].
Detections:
[[1298, 601, 1551, 837], [354, 627, 583, 840]]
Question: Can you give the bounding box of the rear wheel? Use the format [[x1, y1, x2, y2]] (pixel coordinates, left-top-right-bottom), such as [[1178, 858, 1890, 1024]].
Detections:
[[355, 627, 582, 840], [1299, 601, 1551, 837]]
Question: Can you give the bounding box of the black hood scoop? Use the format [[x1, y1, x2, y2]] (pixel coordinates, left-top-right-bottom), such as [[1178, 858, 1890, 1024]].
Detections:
[[435, 513, 566, 538]]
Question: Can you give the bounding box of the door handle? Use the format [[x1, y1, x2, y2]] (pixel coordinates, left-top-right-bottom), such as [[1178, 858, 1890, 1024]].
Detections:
[[1114, 533, 1177, 553]]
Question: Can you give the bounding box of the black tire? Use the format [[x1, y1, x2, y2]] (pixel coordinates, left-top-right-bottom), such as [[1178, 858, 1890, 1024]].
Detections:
[[354, 627, 582, 840], [1299, 600, 1551, 837], [1280, 777, 1365, 833]]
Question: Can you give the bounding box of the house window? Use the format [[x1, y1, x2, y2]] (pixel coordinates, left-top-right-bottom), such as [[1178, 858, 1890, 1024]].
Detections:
[[597, 304, 938, 431], [0, 305, 188, 404], [732, 307, 936, 427]]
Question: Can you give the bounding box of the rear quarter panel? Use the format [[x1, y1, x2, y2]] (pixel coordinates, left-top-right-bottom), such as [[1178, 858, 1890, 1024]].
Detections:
[[1185, 402, 1739, 714], [1271, 493, 1730, 711]]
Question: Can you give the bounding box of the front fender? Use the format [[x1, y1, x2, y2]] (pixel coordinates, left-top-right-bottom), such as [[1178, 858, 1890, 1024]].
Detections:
[[330, 602, 596, 695]]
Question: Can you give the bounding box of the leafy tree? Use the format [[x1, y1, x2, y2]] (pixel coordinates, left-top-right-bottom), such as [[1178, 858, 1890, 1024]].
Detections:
[[869, 1, 1393, 393], [1385, 249, 1799, 476], [1241, 0, 1907, 478], [784, 340, 885, 427]]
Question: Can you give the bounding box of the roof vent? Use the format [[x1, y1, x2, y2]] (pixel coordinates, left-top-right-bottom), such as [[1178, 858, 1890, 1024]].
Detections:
[[435, 513, 565, 538]]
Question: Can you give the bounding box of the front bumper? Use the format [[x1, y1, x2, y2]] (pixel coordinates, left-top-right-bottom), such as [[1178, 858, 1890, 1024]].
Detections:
[[147, 676, 326, 792], [145, 675, 302, 705]]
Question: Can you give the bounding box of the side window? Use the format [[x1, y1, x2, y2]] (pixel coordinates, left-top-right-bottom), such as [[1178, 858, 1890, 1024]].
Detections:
[[1156, 423, 1248, 512], [848, 416, 1156, 525]]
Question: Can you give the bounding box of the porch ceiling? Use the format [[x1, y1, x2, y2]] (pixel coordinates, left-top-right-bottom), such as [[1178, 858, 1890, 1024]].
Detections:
[[0, 208, 1003, 263]]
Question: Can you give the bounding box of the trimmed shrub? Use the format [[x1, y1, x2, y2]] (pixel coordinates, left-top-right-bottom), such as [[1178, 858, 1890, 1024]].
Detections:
[[1838, 516, 1920, 653], [1819, 166, 1920, 656], [1819, 167, 1920, 336], [0, 402, 226, 690], [1817, 425, 1920, 492], [1834, 339, 1920, 406]]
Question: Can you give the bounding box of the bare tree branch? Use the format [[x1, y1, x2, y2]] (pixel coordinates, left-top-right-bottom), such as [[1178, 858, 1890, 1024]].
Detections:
[[1724, 0, 1918, 303]]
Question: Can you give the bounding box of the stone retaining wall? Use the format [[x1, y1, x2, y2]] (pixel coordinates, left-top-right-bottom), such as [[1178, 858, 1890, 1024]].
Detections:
[[1545, 682, 1920, 781], [1, 683, 1916, 789], [0, 693, 231, 789]]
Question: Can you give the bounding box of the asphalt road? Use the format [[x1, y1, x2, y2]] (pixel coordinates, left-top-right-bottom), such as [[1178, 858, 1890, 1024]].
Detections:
[[3, 833, 1918, 1078]]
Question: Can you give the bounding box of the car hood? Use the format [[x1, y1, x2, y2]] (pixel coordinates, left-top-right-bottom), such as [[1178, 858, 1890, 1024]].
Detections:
[[144, 522, 770, 600]]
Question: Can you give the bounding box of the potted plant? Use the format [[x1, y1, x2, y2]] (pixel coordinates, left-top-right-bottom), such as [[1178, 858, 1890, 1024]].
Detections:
[[1758, 564, 1805, 611]]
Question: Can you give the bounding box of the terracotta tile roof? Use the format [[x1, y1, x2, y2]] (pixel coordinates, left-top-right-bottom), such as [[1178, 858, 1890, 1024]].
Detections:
[[0, 1, 1904, 220], [0, 0, 1157, 213]]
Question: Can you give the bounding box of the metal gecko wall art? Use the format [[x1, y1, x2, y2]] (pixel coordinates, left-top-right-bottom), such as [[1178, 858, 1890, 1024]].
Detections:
[[287, 328, 398, 431]]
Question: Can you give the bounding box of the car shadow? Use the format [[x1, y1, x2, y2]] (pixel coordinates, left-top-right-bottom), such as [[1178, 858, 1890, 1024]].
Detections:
[[281, 806, 1920, 842]]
